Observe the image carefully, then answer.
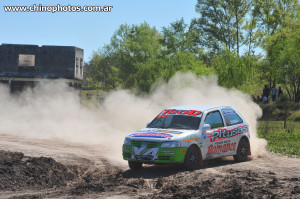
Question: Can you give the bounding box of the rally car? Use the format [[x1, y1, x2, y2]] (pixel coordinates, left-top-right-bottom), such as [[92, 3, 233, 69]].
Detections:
[[122, 105, 251, 170]]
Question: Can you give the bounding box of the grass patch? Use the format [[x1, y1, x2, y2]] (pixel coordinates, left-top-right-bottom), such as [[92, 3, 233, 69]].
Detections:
[[289, 110, 300, 121], [257, 121, 300, 157]]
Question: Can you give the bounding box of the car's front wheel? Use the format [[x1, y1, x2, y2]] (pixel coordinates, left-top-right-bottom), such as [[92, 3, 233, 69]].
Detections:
[[184, 145, 201, 170], [234, 138, 249, 162], [128, 161, 143, 170]]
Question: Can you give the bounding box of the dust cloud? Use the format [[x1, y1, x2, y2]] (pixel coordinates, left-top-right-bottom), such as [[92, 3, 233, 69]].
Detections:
[[0, 73, 266, 163]]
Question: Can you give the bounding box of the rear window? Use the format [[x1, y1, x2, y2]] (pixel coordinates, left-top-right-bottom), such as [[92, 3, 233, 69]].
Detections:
[[222, 109, 243, 126]]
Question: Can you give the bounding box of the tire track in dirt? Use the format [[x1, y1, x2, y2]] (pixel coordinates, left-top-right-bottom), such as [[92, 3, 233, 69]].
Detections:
[[0, 134, 122, 169], [0, 134, 299, 198]]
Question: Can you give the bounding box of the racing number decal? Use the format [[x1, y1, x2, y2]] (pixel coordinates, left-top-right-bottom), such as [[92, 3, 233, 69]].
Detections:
[[143, 148, 160, 156], [133, 142, 147, 155], [132, 142, 159, 161]]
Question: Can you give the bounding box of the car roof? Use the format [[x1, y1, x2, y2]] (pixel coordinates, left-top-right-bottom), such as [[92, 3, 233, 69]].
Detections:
[[168, 105, 233, 112]]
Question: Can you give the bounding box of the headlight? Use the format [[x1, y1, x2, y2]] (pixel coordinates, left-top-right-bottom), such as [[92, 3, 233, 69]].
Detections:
[[124, 138, 131, 145], [161, 141, 180, 148]]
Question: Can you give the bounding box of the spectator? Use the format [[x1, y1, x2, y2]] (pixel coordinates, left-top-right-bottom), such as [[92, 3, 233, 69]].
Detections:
[[263, 85, 270, 102], [278, 86, 283, 98], [272, 84, 277, 101]]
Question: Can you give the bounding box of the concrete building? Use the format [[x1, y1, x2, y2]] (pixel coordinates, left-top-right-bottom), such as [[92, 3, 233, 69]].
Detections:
[[0, 44, 84, 92]]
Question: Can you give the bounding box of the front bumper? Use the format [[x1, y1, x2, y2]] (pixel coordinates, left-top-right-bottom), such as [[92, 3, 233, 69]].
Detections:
[[122, 143, 187, 164]]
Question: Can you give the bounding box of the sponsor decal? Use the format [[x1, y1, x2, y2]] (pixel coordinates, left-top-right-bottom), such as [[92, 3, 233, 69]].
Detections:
[[202, 132, 207, 139], [222, 108, 236, 115], [207, 140, 236, 155], [138, 129, 183, 134], [157, 109, 202, 118], [183, 134, 199, 143], [206, 132, 214, 139], [210, 125, 248, 142], [132, 142, 159, 161], [131, 133, 173, 138], [161, 150, 174, 155], [180, 149, 186, 153]]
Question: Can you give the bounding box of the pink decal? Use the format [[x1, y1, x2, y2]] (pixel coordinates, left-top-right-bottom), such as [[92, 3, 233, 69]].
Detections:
[[207, 142, 237, 155], [160, 109, 201, 116], [132, 133, 173, 138]]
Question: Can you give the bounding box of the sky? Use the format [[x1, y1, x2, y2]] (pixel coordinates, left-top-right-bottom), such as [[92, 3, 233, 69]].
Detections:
[[0, 0, 198, 61]]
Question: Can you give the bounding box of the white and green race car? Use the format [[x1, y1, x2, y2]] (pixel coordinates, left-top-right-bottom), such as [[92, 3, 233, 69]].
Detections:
[[122, 105, 251, 170]]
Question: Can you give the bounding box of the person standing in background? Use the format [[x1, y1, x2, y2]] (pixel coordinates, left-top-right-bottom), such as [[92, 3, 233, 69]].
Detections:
[[278, 87, 283, 99], [272, 84, 277, 101], [263, 85, 270, 102]]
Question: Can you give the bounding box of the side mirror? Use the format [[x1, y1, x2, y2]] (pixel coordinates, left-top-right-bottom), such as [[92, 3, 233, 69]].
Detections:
[[202, 124, 211, 132]]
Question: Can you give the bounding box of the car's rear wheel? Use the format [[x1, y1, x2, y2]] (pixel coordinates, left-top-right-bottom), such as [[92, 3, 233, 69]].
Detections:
[[128, 161, 143, 170], [184, 145, 201, 170], [234, 138, 249, 162]]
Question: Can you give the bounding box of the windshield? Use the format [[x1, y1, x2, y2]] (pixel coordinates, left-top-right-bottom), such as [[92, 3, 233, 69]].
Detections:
[[147, 109, 202, 130]]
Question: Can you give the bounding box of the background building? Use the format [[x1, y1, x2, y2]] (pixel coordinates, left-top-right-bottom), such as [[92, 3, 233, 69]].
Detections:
[[0, 44, 84, 92]]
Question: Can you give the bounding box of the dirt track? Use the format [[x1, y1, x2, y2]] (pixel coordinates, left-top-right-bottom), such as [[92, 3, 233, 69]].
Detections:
[[0, 134, 299, 199]]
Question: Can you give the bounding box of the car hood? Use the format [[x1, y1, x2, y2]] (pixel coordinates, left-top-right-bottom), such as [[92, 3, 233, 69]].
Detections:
[[127, 128, 198, 142]]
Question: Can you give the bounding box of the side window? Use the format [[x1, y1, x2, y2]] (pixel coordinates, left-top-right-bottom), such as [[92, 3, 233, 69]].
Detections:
[[222, 109, 243, 126], [204, 111, 224, 129]]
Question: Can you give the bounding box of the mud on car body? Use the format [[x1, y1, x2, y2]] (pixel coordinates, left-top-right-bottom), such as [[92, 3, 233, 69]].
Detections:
[[122, 105, 250, 170]]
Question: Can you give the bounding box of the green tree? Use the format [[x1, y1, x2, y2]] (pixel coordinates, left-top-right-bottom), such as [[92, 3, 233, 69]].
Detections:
[[265, 4, 300, 102], [87, 45, 120, 90], [254, 0, 297, 39], [110, 22, 163, 92], [212, 49, 255, 91], [254, 0, 298, 87], [161, 51, 214, 82], [160, 19, 214, 83], [191, 0, 251, 55], [161, 18, 188, 55], [161, 18, 203, 57], [243, 17, 263, 54]]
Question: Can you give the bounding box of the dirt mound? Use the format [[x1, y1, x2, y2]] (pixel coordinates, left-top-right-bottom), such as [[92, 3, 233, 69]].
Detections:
[[67, 165, 300, 199], [142, 169, 299, 199], [70, 168, 125, 196], [0, 150, 76, 191]]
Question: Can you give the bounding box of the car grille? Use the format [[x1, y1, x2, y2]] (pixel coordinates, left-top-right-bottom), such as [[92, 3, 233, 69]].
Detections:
[[131, 140, 161, 148]]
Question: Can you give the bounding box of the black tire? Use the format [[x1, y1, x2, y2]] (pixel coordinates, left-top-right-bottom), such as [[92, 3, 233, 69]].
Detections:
[[234, 138, 249, 162], [128, 161, 143, 170], [184, 145, 201, 170]]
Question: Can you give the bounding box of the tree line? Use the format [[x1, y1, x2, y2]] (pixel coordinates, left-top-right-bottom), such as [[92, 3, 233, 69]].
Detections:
[[85, 0, 300, 102]]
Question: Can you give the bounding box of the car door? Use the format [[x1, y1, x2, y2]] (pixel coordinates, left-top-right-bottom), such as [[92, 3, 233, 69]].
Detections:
[[201, 110, 226, 159], [220, 108, 248, 155]]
